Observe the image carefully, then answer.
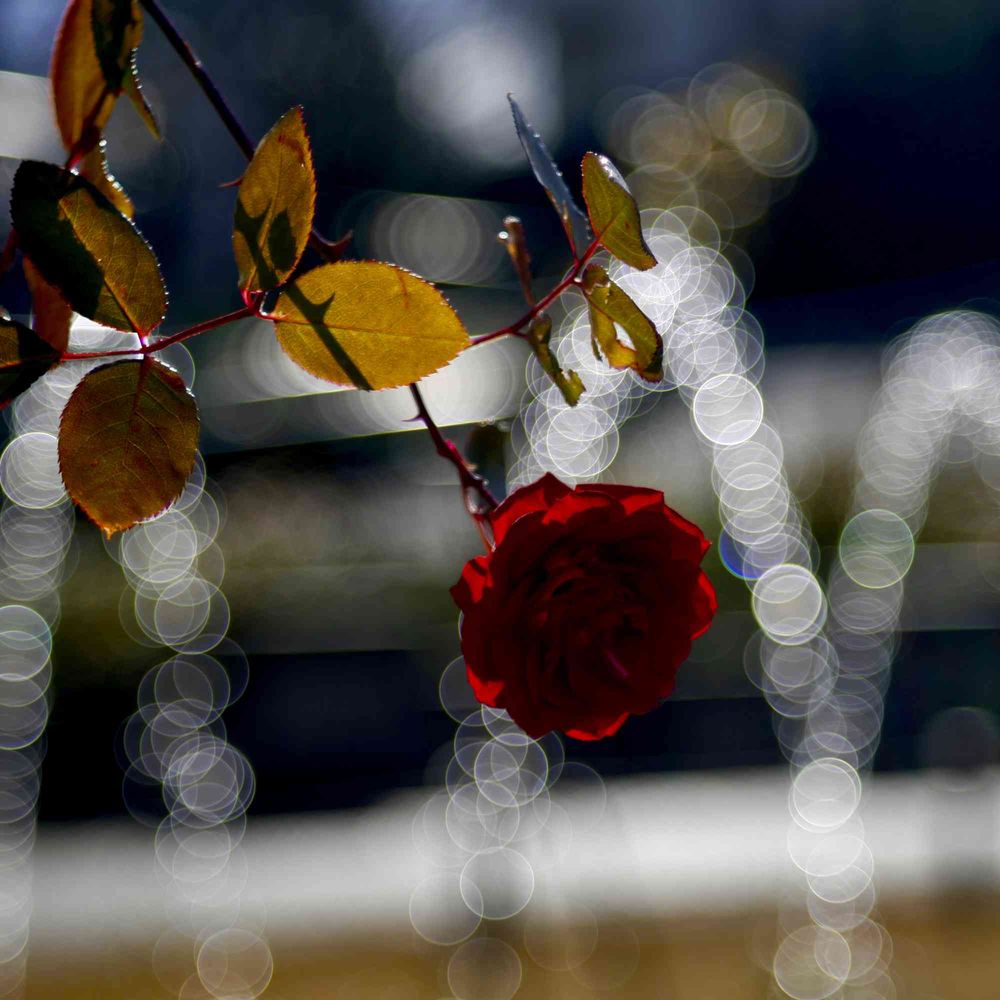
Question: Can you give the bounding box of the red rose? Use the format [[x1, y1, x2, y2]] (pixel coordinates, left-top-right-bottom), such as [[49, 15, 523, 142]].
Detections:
[[451, 473, 717, 740]]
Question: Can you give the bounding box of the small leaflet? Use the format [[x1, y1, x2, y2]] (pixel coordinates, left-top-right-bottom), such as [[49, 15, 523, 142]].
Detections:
[[581, 263, 662, 381], [233, 107, 316, 295], [581, 152, 657, 271], [78, 139, 134, 219], [124, 54, 161, 140], [528, 314, 584, 407], [498, 216, 535, 305], [508, 95, 591, 256]]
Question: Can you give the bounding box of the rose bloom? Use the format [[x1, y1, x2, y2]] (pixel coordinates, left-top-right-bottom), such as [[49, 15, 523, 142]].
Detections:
[[451, 473, 716, 740]]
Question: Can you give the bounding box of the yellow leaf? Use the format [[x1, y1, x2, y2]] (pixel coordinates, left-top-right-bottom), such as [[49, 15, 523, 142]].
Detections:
[[272, 262, 470, 390], [234, 107, 316, 295], [582, 263, 662, 381], [527, 313, 584, 406], [23, 257, 73, 354], [78, 139, 134, 218], [12, 160, 166, 335], [58, 358, 199, 536], [581, 152, 657, 271], [0, 311, 62, 410], [50, 0, 142, 155], [123, 52, 160, 140]]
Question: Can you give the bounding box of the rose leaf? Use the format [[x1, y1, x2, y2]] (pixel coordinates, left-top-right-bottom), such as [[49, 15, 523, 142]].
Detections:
[[11, 160, 166, 335], [0, 311, 63, 410], [233, 107, 316, 296], [51, 0, 140, 153], [58, 357, 199, 536], [508, 94, 591, 256], [23, 257, 73, 354], [581, 151, 657, 271], [581, 263, 662, 382], [271, 261, 470, 391], [528, 313, 585, 406], [78, 139, 134, 218]]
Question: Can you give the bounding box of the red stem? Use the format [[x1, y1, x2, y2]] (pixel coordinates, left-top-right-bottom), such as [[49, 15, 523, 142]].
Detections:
[[61, 305, 253, 361], [470, 236, 602, 347], [409, 384, 498, 518]]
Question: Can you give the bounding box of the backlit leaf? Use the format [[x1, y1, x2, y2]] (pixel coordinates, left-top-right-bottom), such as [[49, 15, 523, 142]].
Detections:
[[0, 311, 62, 410], [123, 56, 161, 140], [78, 139, 134, 218], [234, 107, 316, 295], [581, 264, 662, 382], [498, 216, 534, 305], [51, 0, 141, 155], [23, 257, 73, 354], [91, 0, 142, 92], [58, 357, 199, 536], [581, 152, 656, 271], [508, 94, 590, 256], [11, 160, 166, 335], [271, 261, 470, 391], [528, 314, 584, 406]]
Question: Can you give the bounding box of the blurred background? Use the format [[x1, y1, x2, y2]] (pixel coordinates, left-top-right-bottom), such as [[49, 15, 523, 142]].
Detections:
[[2, 0, 1000, 997]]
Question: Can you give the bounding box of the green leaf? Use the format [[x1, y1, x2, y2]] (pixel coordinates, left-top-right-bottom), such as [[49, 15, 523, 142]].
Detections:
[[78, 139, 134, 218], [234, 107, 316, 295], [271, 261, 470, 391], [581, 264, 662, 382], [23, 257, 73, 354], [58, 357, 199, 537], [528, 314, 584, 406], [51, 0, 122, 153], [581, 152, 656, 271], [11, 160, 166, 335], [498, 216, 535, 305], [0, 311, 62, 410], [508, 94, 591, 256]]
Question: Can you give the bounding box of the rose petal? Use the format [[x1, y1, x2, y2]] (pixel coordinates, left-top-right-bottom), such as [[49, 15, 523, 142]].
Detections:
[[565, 712, 630, 741], [450, 555, 491, 609], [576, 481, 665, 514], [542, 489, 616, 528], [488, 472, 571, 544]]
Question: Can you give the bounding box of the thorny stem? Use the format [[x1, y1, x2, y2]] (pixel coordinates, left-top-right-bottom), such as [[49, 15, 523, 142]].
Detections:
[[139, 0, 255, 159], [409, 384, 499, 522]]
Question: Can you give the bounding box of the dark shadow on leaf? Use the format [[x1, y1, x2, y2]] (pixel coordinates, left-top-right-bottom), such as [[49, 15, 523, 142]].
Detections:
[[267, 208, 297, 276], [234, 196, 277, 291], [12, 164, 110, 324], [0, 317, 60, 410], [281, 282, 373, 391], [91, 0, 137, 91]]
